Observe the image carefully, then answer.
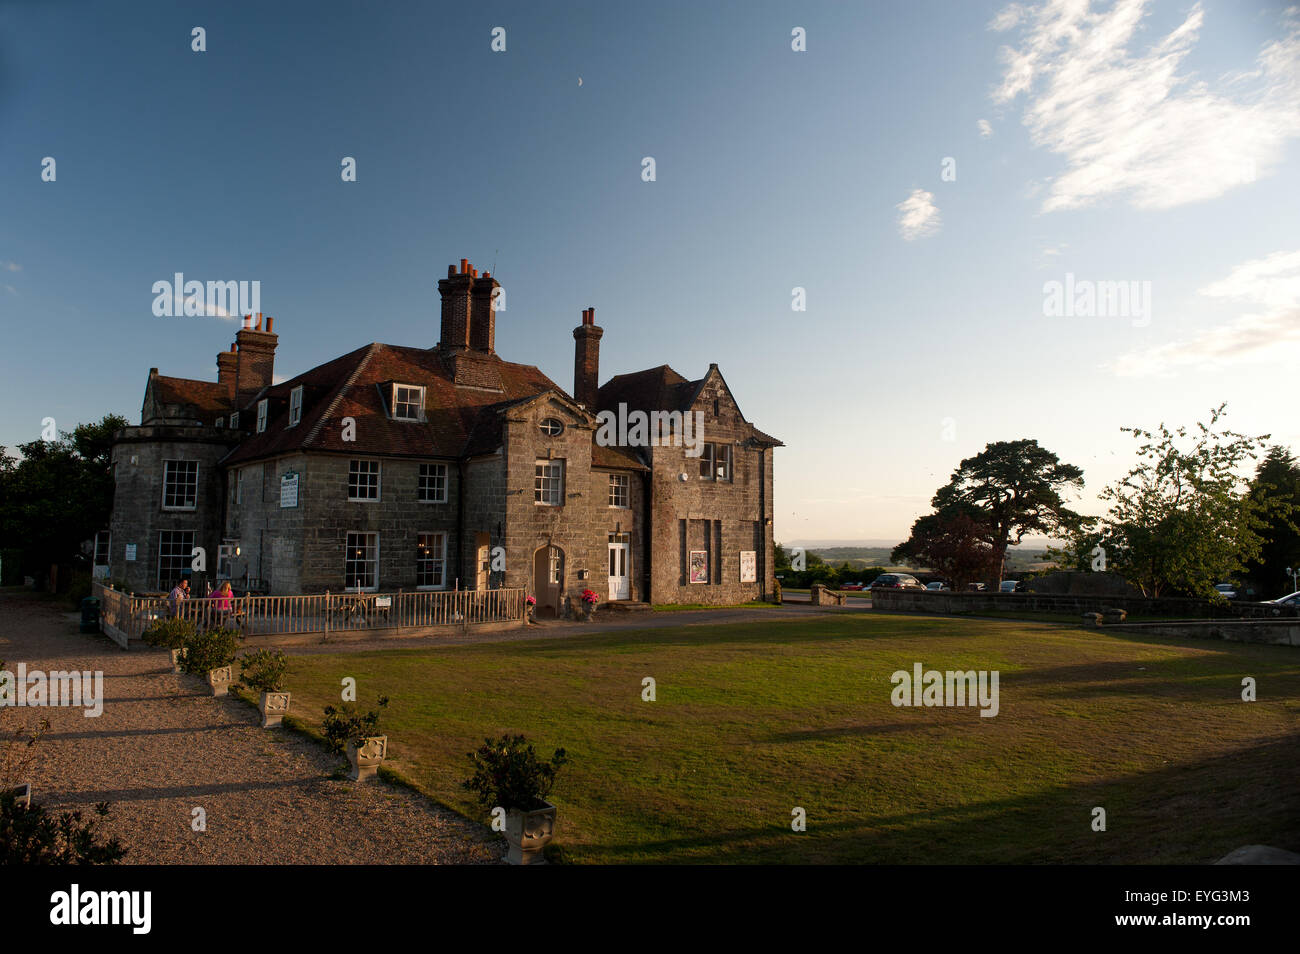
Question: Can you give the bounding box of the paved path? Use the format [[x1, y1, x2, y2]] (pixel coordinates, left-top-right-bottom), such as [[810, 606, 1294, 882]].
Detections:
[[0, 589, 497, 864]]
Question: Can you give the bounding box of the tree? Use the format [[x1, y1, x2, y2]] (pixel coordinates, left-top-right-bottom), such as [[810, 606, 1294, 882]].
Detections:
[[0, 413, 127, 579], [1241, 445, 1300, 597], [891, 503, 995, 591], [1091, 405, 1274, 598], [931, 439, 1085, 588]]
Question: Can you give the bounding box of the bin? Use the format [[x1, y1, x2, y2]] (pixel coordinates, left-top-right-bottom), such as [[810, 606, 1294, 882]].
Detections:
[[80, 596, 101, 634]]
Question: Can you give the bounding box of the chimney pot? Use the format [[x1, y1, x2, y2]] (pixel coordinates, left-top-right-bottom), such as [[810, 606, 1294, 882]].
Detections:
[[266, 315, 274, 333], [460, 258, 468, 274]]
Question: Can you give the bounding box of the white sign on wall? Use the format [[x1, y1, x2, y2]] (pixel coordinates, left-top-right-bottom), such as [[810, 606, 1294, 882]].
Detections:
[[125, 544, 137, 562], [280, 472, 299, 509], [740, 550, 757, 583]]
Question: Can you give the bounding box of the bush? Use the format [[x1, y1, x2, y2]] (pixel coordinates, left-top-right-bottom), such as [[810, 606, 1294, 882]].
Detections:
[[322, 696, 388, 754], [0, 791, 126, 864], [141, 616, 196, 650], [178, 627, 242, 675], [239, 650, 288, 693], [462, 734, 568, 812], [65, 570, 93, 609]]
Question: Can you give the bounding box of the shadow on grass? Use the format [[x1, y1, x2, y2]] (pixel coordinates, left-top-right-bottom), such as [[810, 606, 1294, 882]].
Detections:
[[571, 733, 1300, 864]]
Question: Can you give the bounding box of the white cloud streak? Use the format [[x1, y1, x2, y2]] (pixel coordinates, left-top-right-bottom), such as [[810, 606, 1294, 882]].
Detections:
[[896, 189, 941, 240]]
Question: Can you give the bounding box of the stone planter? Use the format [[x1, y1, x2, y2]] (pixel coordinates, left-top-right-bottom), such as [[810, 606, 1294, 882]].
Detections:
[[504, 801, 557, 865], [170, 648, 185, 673], [258, 691, 291, 728], [1081, 612, 1103, 627], [1103, 608, 1128, 624], [5, 783, 32, 809], [580, 601, 597, 622], [206, 665, 233, 697], [346, 736, 387, 781]]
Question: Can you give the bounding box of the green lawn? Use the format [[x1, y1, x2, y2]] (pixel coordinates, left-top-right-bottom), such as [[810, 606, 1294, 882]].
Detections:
[[272, 613, 1300, 864]]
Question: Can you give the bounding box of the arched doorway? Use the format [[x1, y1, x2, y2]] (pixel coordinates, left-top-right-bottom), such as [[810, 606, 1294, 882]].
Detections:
[[532, 545, 564, 617]]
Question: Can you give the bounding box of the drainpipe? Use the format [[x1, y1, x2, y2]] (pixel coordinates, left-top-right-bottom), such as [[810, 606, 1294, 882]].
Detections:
[[457, 459, 467, 590]]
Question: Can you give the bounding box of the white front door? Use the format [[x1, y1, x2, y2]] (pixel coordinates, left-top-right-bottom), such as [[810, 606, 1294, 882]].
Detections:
[[608, 541, 629, 601]]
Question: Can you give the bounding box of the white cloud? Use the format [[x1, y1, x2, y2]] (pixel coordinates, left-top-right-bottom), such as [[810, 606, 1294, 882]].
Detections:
[[896, 189, 941, 240], [1109, 249, 1300, 376], [991, 1, 1300, 211], [977, 119, 993, 138], [0, 261, 21, 272]]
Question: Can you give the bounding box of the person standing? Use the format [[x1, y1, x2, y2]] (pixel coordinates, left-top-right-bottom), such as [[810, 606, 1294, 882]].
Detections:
[[168, 578, 189, 617]]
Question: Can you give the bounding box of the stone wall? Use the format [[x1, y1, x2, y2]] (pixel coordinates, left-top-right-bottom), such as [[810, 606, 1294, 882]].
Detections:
[[871, 588, 1297, 620], [108, 425, 237, 593], [646, 370, 775, 605], [1112, 620, 1300, 647]]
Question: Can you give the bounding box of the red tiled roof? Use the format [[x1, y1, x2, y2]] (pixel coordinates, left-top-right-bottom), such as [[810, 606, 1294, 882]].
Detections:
[[152, 375, 232, 419], [222, 344, 566, 466]]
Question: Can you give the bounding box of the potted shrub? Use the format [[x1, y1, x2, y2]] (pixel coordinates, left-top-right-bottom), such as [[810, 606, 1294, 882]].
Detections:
[[580, 589, 599, 621], [462, 734, 568, 865], [179, 627, 242, 696], [239, 649, 290, 727], [323, 696, 389, 781], [142, 616, 196, 672]]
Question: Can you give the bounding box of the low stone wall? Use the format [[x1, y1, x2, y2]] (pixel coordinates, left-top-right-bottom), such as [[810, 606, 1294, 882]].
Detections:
[[870, 588, 1297, 620], [1112, 621, 1300, 647], [809, 584, 847, 606]]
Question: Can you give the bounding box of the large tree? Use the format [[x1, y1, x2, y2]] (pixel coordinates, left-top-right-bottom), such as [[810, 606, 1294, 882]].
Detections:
[[0, 414, 127, 579], [891, 503, 995, 591], [931, 439, 1085, 588], [1244, 446, 1300, 596], [1091, 405, 1274, 598]]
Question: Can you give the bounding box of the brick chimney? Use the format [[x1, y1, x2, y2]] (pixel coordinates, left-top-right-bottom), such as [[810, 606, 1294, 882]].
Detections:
[[437, 259, 474, 350], [216, 343, 238, 399], [234, 312, 278, 404], [573, 307, 603, 408], [469, 270, 500, 353]]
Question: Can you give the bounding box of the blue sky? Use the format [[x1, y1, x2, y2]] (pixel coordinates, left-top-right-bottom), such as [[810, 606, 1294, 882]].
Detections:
[[2, 0, 1297, 541]]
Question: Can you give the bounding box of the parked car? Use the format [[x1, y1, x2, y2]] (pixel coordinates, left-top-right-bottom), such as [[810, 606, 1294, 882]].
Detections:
[[925, 581, 948, 591], [1266, 591, 1300, 610], [870, 573, 925, 591], [839, 582, 866, 591], [1214, 583, 1237, 600], [999, 580, 1021, 593], [967, 582, 987, 591]]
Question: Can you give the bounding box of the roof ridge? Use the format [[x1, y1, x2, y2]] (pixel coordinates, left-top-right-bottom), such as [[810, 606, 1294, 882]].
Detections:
[[303, 343, 379, 447]]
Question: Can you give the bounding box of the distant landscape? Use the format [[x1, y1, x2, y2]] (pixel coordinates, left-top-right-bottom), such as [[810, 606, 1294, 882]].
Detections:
[[788, 539, 1058, 575]]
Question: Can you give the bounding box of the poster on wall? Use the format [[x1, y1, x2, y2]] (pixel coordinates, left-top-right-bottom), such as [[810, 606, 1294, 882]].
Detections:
[[739, 550, 756, 583], [688, 550, 708, 584], [125, 544, 137, 562], [280, 471, 300, 508]]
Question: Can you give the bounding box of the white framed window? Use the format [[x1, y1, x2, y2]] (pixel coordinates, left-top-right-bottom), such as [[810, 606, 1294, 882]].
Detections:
[[698, 443, 715, 479], [162, 460, 199, 510], [539, 417, 564, 436], [416, 532, 448, 589], [256, 399, 268, 433], [230, 411, 240, 429], [348, 460, 381, 501], [157, 530, 195, 590], [534, 459, 564, 506], [716, 444, 732, 481], [393, 384, 425, 421], [549, 548, 561, 584], [215, 416, 224, 429], [93, 531, 111, 567], [608, 473, 629, 508], [288, 386, 303, 427], [419, 463, 448, 503], [345, 531, 379, 591]]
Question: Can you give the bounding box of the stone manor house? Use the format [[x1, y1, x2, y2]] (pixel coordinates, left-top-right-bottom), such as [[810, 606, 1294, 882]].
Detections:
[[103, 260, 780, 612]]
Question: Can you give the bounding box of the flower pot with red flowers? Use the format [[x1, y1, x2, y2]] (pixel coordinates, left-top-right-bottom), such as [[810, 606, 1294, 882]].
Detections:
[[580, 589, 599, 621]]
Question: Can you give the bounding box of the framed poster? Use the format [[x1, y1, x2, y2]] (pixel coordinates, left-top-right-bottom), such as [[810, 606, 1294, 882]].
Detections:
[[739, 550, 756, 583], [280, 471, 300, 508], [688, 550, 708, 584]]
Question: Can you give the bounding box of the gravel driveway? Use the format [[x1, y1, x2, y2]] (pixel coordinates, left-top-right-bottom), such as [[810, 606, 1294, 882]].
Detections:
[[0, 589, 498, 864]]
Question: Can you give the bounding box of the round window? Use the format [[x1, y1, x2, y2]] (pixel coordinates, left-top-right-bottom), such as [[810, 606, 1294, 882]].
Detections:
[[540, 418, 564, 436]]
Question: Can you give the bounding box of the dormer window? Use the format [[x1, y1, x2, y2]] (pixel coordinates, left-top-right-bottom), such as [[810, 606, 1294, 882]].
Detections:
[[215, 417, 224, 429], [256, 399, 268, 433], [393, 384, 425, 422], [288, 386, 303, 427], [230, 411, 240, 430], [540, 418, 564, 436]]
